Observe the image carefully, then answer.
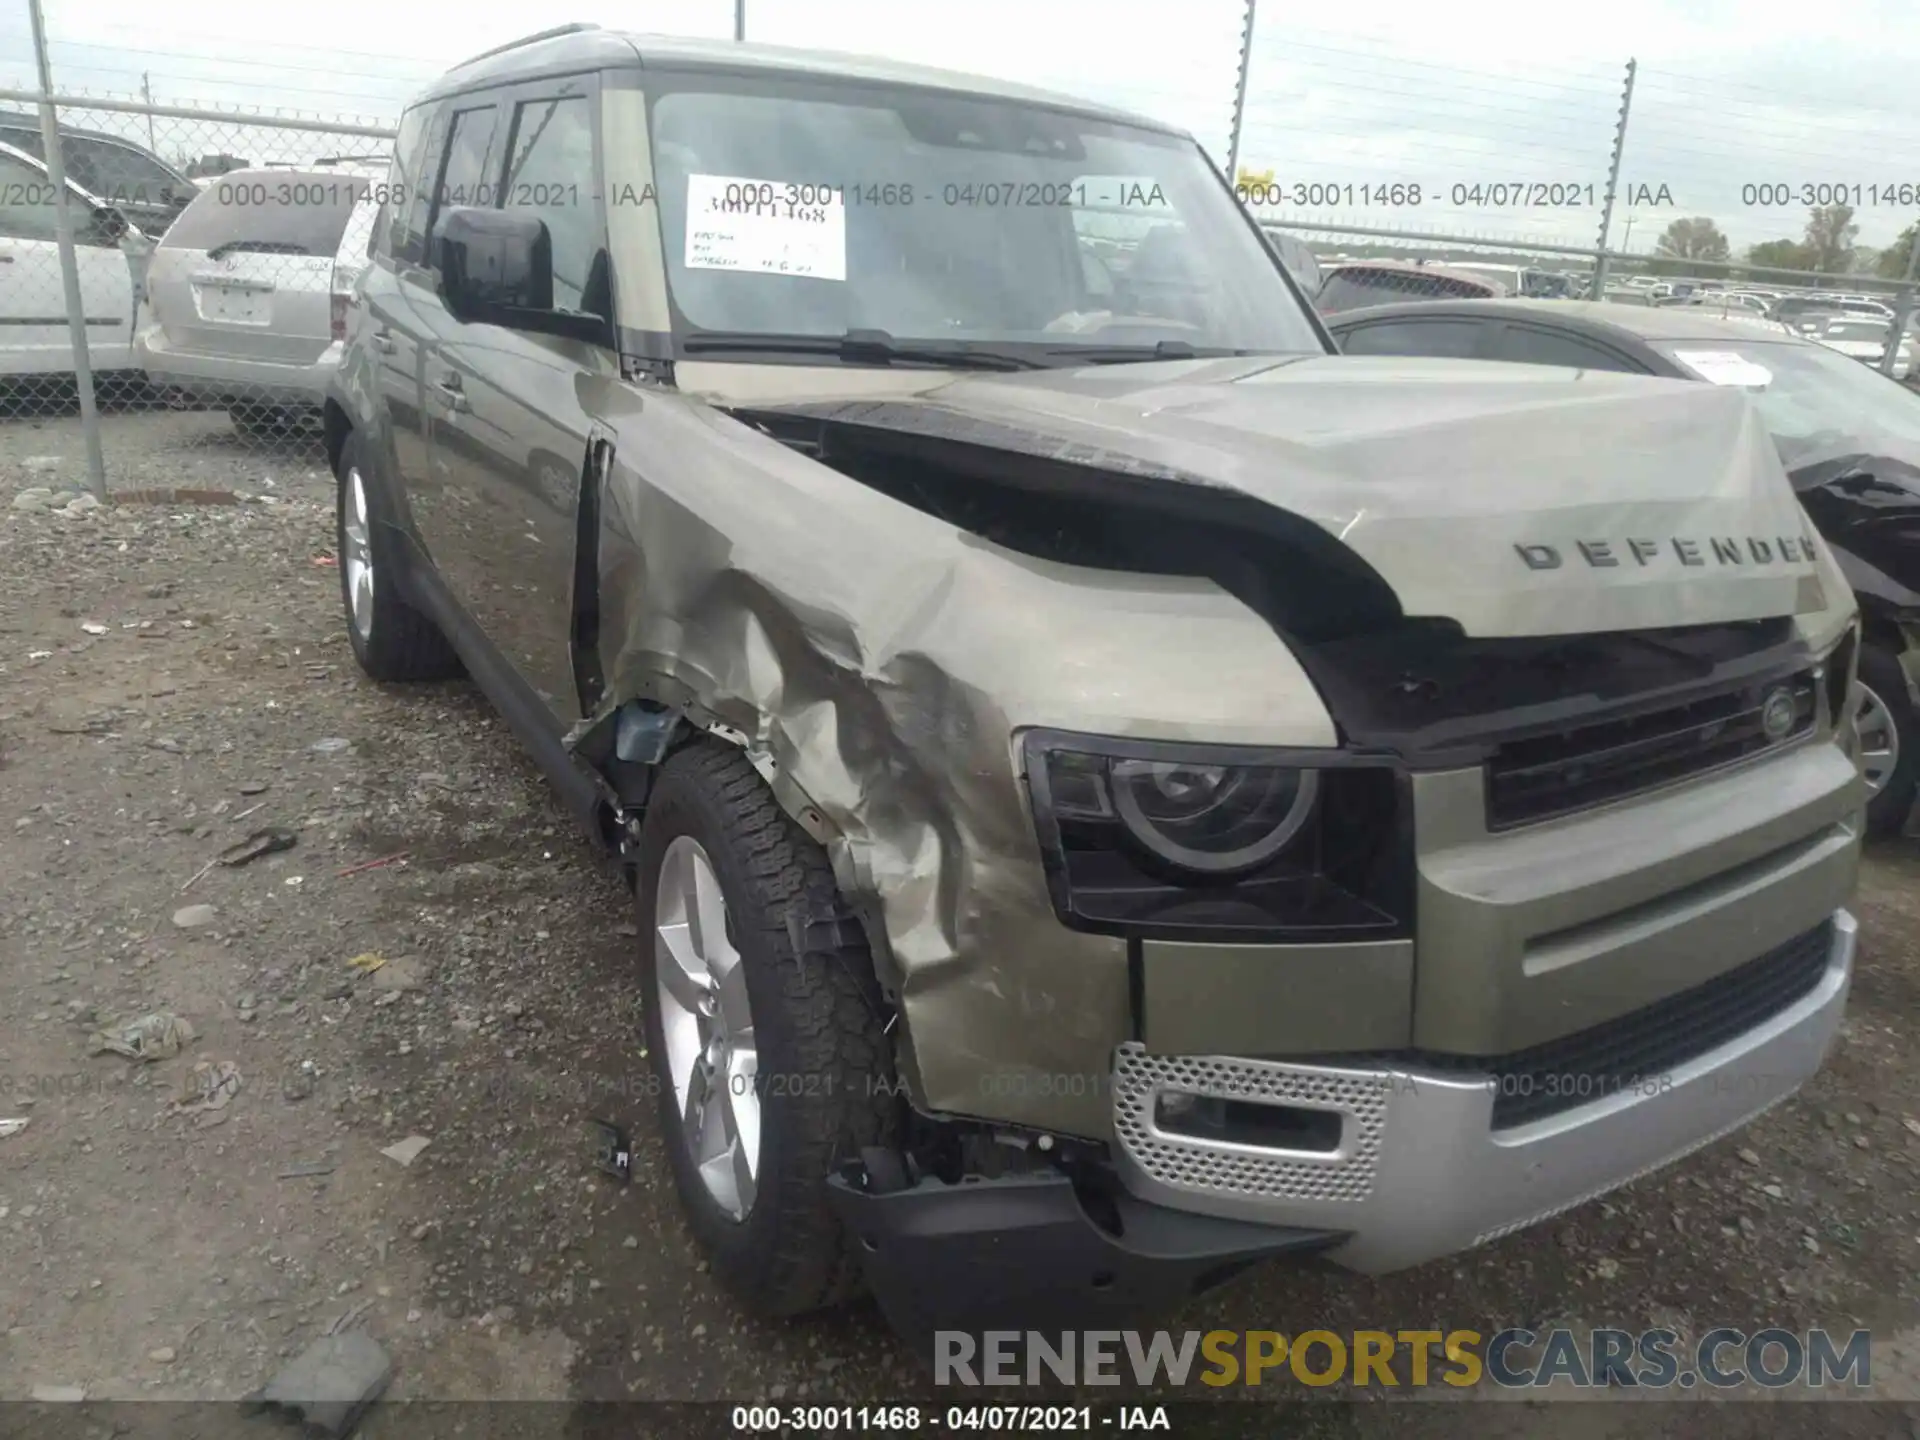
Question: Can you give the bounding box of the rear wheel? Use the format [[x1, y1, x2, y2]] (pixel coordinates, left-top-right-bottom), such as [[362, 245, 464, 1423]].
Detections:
[[636, 741, 898, 1316], [335, 431, 462, 682], [1857, 642, 1917, 839]]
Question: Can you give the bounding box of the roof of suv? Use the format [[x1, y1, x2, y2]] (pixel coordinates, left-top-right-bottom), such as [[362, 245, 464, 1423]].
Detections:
[[423, 26, 1180, 135]]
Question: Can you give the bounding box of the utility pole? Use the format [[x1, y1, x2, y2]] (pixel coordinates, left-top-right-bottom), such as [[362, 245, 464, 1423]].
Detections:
[[1882, 220, 1920, 379], [1590, 57, 1637, 299], [141, 71, 157, 152], [1226, 0, 1256, 184], [733, 0, 745, 41], [28, 0, 106, 499]]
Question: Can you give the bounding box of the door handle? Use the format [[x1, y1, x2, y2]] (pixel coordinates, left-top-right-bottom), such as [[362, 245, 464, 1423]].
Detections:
[[432, 376, 468, 413], [369, 330, 396, 353]]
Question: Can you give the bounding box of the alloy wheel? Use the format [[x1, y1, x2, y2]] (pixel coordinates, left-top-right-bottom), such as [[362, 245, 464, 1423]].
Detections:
[[1855, 682, 1901, 796], [654, 835, 761, 1220], [342, 467, 375, 642]]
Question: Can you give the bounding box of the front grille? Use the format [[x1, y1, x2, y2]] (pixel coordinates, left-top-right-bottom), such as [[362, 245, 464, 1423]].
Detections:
[[1414, 920, 1836, 1129], [1485, 670, 1816, 829]]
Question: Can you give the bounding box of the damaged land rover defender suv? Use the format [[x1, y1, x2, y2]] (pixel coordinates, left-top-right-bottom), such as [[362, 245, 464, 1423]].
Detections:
[[325, 26, 1865, 1351]]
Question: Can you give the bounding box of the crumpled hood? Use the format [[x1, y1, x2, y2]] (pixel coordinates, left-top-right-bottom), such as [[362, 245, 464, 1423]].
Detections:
[[780, 354, 1827, 638]]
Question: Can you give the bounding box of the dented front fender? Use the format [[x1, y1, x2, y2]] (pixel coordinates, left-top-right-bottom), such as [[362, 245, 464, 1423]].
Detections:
[[568, 374, 1335, 1140]]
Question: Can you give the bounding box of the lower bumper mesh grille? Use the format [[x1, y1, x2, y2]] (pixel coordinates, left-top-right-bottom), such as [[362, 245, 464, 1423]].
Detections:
[[1411, 921, 1836, 1129]]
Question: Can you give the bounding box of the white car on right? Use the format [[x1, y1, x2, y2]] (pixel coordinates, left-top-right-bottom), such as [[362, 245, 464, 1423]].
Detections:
[[1816, 315, 1915, 380]]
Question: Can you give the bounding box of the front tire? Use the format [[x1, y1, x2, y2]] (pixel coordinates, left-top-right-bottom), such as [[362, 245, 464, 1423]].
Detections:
[[1857, 643, 1917, 839], [335, 431, 462, 682], [636, 741, 899, 1316]]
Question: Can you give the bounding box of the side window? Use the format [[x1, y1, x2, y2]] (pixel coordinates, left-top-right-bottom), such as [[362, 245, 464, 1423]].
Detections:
[[1495, 325, 1639, 372], [0, 152, 62, 241], [424, 105, 503, 269], [375, 104, 427, 262], [63, 137, 186, 208], [499, 96, 596, 312], [1337, 319, 1487, 358], [392, 103, 453, 266]]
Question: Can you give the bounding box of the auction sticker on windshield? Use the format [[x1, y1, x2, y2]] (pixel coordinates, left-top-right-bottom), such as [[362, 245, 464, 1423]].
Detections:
[[1670, 349, 1774, 388], [685, 174, 846, 280]]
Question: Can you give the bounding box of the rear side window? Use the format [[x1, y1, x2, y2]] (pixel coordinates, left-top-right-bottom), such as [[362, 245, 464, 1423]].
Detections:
[[62, 136, 190, 207], [0, 121, 41, 158], [0, 150, 60, 241], [159, 172, 364, 255], [1338, 318, 1487, 357], [1318, 269, 1488, 314]]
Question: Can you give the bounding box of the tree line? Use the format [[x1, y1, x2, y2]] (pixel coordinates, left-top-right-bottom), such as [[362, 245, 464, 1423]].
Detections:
[[1650, 205, 1919, 281]]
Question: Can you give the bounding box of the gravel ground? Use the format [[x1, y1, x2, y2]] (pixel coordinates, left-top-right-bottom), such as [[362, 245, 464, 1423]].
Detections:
[[6, 401, 1920, 1437]]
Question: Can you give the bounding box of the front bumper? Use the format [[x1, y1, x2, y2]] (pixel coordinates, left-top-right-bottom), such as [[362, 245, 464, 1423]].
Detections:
[[1110, 909, 1855, 1274], [826, 1169, 1342, 1354]]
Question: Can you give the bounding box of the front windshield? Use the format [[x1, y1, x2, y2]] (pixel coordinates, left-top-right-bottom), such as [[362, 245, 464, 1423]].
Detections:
[[645, 75, 1324, 357], [1653, 337, 1920, 470]]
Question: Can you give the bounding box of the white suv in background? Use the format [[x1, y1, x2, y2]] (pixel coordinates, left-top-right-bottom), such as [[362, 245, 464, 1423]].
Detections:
[[135, 166, 380, 437]]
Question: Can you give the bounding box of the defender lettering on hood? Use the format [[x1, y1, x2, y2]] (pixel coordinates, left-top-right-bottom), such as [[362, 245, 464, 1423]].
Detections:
[[1516, 534, 1822, 570]]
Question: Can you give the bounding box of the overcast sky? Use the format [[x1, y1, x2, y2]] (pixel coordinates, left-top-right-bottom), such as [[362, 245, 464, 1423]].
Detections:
[[4, 0, 1917, 260]]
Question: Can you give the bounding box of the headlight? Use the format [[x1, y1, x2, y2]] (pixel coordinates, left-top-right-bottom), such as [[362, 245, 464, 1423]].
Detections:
[[1104, 758, 1318, 876], [1023, 732, 1412, 941]]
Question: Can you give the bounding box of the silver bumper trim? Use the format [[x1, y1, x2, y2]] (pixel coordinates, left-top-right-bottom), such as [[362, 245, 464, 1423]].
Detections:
[[1112, 909, 1855, 1274]]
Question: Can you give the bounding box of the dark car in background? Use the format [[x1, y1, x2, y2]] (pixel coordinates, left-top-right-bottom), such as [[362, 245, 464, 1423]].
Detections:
[[0, 109, 197, 237], [1328, 298, 1920, 836], [1314, 259, 1504, 314], [1258, 225, 1323, 296]]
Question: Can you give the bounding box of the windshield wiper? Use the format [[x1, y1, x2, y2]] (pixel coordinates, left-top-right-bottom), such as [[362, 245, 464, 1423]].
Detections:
[[680, 328, 1045, 371], [1039, 339, 1271, 365]]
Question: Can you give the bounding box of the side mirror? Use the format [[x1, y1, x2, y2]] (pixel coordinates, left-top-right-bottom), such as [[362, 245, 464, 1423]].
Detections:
[[431, 206, 610, 345], [434, 206, 552, 321]]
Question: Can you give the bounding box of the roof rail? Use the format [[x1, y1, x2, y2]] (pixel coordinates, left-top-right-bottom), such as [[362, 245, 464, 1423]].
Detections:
[[450, 23, 601, 71]]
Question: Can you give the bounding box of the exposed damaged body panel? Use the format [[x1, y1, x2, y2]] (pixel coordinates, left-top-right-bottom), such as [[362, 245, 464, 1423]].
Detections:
[[573, 375, 1337, 1136], [1790, 452, 1920, 614], [322, 36, 1873, 1321], [720, 356, 1827, 639], [565, 358, 1845, 1138]]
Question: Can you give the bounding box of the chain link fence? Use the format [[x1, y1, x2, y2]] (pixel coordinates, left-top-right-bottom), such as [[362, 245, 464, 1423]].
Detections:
[[4, 7, 1920, 499], [0, 86, 396, 500]]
